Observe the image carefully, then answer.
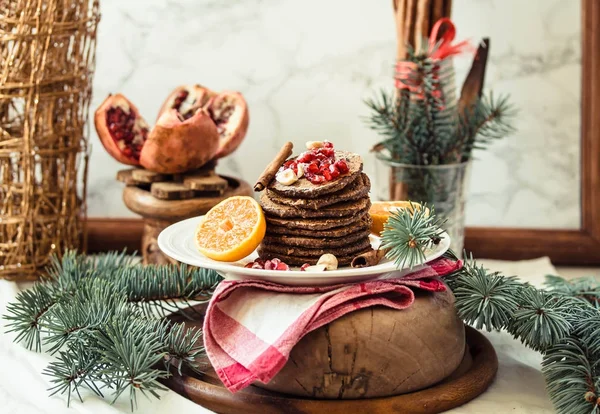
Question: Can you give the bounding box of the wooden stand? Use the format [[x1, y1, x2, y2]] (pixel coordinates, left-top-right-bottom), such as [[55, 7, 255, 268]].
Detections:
[[117, 165, 253, 265]]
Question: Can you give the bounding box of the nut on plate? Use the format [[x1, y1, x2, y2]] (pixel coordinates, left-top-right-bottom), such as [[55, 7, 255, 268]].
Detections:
[[317, 253, 338, 270]]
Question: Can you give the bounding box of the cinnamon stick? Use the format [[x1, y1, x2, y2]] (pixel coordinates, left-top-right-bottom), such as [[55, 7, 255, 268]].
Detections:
[[414, 0, 431, 52], [393, 0, 408, 60], [351, 249, 389, 268], [404, 0, 417, 52], [430, 0, 445, 30], [254, 142, 293, 192]]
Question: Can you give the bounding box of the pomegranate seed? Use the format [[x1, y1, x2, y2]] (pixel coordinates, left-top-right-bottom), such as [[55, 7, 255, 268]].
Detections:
[[329, 165, 340, 178], [297, 153, 314, 163], [276, 261, 290, 271], [300, 263, 311, 271], [323, 141, 333, 148], [307, 162, 319, 174], [322, 170, 332, 180], [308, 175, 325, 184], [336, 159, 349, 174]]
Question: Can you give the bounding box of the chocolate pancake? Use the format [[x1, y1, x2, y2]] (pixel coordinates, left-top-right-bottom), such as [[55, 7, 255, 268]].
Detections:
[[268, 151, 363, 199], [265, 210, 370, 231], [266, 214, 372, 238], [266, 173, 371, 211], [261, 193, 370, 219], [258, 237, 372, 258], [258, 247, 374, 267], [262, 227, 371, 249]]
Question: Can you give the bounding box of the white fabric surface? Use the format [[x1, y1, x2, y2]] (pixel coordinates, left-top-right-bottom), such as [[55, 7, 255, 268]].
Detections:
[[0, 257, 583, 413]]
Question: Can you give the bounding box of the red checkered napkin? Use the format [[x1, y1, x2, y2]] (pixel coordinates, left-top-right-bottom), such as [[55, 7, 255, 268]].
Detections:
[[203, 257, 462, 393]]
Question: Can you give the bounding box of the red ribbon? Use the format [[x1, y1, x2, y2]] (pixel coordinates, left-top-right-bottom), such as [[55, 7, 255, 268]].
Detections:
[[395, 18, 473, 92]]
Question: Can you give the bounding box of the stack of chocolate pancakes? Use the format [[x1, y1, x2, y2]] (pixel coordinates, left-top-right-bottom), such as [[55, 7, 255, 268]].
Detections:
[[258, 151, 373, 266]]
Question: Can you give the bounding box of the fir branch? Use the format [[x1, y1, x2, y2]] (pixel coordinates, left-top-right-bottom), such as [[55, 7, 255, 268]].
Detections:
[[507, 287, 573, 352], [447, 256, 520, 331], [459, 93, 517, 161], [380, 203, 445, 269], [44, 344, 104, 404], [545, 275, 600, 307], [161, 323, 205, 375], [4, 250, 222, 410], [4, 281, 58, 351], [94, 315, 168, 410], [365, 43, 516, 165], [542, 337, 600, 414]]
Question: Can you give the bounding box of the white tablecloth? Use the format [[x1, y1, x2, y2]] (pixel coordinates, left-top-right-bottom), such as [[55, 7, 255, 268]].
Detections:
[[0, 257, 586, 413]]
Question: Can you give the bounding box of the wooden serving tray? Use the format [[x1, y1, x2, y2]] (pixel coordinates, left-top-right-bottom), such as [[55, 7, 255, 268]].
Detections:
[[162, 312, 497, 414]]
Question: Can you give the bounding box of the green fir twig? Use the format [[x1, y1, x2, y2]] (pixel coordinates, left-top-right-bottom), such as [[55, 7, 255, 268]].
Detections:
[[3, 250, 222, 410], [380, 203, 445, 269]]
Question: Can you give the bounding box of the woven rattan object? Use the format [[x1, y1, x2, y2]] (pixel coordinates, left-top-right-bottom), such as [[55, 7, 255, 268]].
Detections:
[[0, 1, 100, 280]]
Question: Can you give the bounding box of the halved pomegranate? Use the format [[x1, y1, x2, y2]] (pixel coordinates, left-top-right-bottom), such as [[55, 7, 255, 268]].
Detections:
[[159, 85, 249, 159], [139, 108, 219, 174], [94, 93, 149, 166], [95, 93, 220, 173]]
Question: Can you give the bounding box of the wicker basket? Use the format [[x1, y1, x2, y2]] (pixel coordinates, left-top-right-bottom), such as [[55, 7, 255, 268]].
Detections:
[[0, 0, 100, 280]]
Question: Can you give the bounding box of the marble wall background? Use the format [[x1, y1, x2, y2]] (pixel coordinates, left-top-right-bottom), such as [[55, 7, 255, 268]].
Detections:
[[87, 0, 581, 229]]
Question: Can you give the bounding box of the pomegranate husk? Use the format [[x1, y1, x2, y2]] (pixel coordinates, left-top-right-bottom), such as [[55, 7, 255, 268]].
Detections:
[[156, 84, 216, 122], [208, 91, 250, 159], [139, 108, 220, 174], [94, 93, 148, 166]]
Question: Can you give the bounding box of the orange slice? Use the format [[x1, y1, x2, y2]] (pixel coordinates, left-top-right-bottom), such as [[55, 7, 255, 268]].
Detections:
[[195, 196, 266, 262], [369, 201, 428, 236]]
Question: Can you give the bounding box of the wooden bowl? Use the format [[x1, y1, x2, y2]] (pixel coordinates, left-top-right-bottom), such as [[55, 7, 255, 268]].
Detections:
[[255, 288, 465, 398]]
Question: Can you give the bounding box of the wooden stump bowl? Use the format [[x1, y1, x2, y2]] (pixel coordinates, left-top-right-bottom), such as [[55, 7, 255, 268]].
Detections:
[[257, 288, 465, 398]]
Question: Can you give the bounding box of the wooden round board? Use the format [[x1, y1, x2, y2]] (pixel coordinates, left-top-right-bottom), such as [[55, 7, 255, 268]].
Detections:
[[162, 318, 497, 414]]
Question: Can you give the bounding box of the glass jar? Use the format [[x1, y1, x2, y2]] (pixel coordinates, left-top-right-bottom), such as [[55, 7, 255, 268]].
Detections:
[[374, 153, 471, 255]]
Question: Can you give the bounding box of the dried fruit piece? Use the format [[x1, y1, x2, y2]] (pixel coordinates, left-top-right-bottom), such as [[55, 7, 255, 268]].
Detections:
[[94, 93, 149, 166], [139, 108, 219, 174], [369, 201, 429, 236], [195, 196, 266, 262]]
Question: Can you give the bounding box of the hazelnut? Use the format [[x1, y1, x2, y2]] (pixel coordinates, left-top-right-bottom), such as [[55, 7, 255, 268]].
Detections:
[[276, 169, 298, 186], [303, 264, 327, 272], [305, 141, 324, 150], [317, 253, 338, 270]]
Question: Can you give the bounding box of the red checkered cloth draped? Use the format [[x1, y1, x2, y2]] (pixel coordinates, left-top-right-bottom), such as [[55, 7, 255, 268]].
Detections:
[[203, 257, 462, 393]]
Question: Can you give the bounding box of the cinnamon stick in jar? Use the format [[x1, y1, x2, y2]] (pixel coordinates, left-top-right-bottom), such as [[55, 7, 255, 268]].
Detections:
[[254, 142, 294, 192]]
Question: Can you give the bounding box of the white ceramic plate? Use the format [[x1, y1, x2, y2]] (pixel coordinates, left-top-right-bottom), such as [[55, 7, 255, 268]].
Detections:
[[158, 216, 451, 286]]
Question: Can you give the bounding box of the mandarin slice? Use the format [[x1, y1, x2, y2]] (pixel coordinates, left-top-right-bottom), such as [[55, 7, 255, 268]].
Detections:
[[195, 196, 266, 262]]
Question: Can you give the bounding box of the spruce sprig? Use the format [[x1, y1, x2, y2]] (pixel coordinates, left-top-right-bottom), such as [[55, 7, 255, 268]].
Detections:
[[364, 43, 516, 165], [448, 255, 520, 331], [379, 206, 600, 414], [380, 203, 445, 269], [3, 251, 222, 409]]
